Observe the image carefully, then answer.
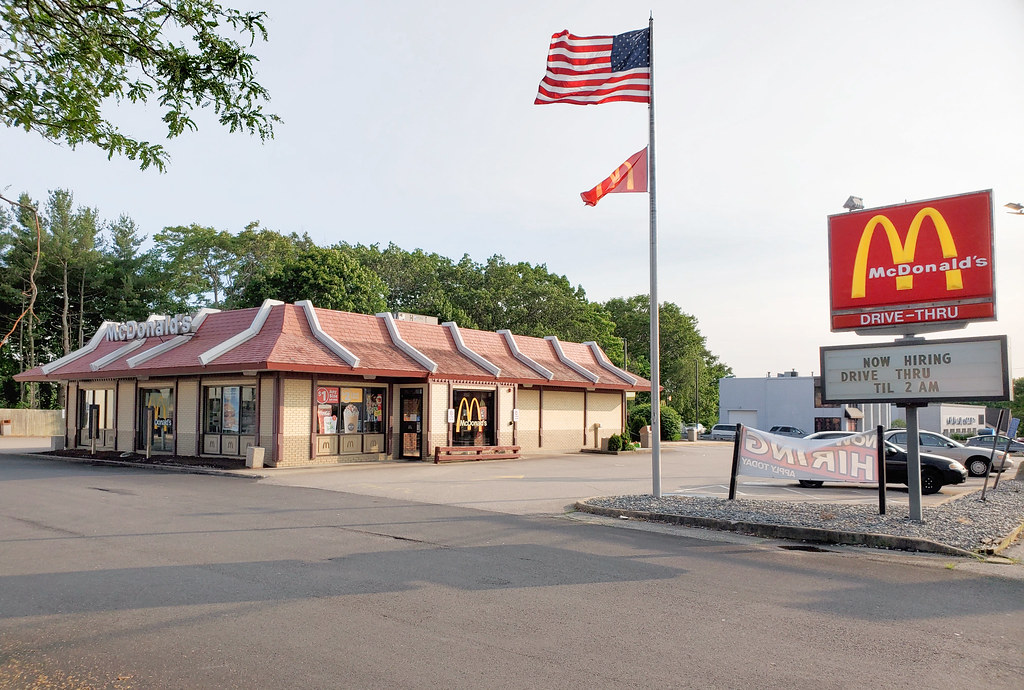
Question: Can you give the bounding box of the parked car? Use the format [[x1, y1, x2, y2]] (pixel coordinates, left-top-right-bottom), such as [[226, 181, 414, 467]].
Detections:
[[769, 425, 807, 437], [798, 441, 968, 494], [884, 429, 1015, 477], [709, 423, 737, 441], [964, 435, 1024, 454], [803, 430, 857, 441], [682, 423, 706, 435]]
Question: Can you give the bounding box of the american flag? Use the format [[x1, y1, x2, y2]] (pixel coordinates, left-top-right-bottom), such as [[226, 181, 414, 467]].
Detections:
[[534, 28, 650, 105]]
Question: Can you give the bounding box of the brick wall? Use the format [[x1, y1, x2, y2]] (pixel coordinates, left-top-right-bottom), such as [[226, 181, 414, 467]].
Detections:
[[280, 378, 312, 466], [260, 376, 275, 462]]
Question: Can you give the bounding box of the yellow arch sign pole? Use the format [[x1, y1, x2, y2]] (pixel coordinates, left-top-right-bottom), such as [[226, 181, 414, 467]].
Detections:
[[849, 206, 965, 522]]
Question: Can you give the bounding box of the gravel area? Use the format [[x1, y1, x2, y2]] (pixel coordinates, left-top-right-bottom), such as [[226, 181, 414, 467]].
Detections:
[[583, 479, 1024, 554]]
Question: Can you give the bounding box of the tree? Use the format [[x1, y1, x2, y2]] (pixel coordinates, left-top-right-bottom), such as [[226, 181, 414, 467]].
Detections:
[[226, 223, 313, 309], [97, 214, 168, 322], [153, 224, 236, 308], [605, 295, 732, 429], [253, 245, 387, 314], [0, 1, 279, 171]]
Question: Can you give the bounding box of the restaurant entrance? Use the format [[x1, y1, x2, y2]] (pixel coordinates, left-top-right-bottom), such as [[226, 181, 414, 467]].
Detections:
[[400, 388, 423, 459]]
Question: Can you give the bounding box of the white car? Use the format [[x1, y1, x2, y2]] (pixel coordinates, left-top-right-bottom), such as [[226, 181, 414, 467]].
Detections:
[[709, 423, 737, 441], [803, 430, 857, 441], [884, 429, 1015, 477]]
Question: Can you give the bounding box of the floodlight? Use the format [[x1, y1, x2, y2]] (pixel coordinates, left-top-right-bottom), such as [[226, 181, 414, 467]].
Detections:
[[843, 196, 864, 211]]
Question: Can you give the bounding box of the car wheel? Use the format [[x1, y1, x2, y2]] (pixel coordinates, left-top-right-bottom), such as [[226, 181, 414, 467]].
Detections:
[[921, 468, 942, 495], [966, 457, 990, 477], [798, 480, 824, 488]]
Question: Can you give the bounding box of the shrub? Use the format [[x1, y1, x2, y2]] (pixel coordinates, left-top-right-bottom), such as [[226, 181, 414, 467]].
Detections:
[[607, 435, 622, 452], [628, 402, 682, 441]]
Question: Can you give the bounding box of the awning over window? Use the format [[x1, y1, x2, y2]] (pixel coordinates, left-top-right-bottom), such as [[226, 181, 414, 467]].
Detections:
[[844, 407, 864, 419]]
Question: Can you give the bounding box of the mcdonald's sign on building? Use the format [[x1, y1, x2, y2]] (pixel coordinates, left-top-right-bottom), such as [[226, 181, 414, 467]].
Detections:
[[828, 190, 995, 333]]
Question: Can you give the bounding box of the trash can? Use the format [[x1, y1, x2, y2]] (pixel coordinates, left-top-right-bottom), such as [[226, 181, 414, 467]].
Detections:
[[0, 420, 11, 436], [639, 425, 652, 448], [246, 446, 265, 469], [686, 428, 698, 442]]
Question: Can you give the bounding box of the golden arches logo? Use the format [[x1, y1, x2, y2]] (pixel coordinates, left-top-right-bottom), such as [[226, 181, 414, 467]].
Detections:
[[850, 207, 962, 299], [455, 396, 484, 432], [606, 161, 638, 192]]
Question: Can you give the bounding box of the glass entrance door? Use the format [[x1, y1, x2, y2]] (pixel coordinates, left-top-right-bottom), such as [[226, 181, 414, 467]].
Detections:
[[399, 388, 423, 459], [139, 388, 174, 452]]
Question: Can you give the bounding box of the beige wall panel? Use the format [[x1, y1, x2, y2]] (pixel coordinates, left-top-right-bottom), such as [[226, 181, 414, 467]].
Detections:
[[177, 380, 199, 457], [496, 385, 515, 446], [542, 390, 585, 450], [516, 388, 540, 451], [66, 382, 79, 448], [427, 382, 448, 457], [116, 380, 135, 451], [586, 391, 623, 447]]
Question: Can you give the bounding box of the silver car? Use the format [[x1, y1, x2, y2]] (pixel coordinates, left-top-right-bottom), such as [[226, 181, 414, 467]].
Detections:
[[709, 423, 737, 441], [884, 429, 1015, 477]]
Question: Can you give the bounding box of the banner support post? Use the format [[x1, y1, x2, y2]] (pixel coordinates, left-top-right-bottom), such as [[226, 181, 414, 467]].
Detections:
[[727, 423, 742, 500], [981, 408, 1006, 501], [876, 425, 886, 515]]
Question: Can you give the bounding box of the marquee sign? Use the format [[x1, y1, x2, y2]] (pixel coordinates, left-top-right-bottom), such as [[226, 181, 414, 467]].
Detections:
[[828, 190, 994, 333], [819, 335, 1010, 405]]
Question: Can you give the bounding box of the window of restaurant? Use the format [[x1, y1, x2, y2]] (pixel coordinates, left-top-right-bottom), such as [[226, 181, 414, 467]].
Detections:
[[452, 389, 495, 446], [202, 385, 256, 455], [314, 385, 386, 455], [138, 387, 174, 452], [814, 417, 842, 432], [78, 388, 114, 445]]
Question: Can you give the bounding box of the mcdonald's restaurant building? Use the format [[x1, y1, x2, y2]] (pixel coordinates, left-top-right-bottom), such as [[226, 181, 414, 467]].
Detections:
[[15, 301, 648, 466]]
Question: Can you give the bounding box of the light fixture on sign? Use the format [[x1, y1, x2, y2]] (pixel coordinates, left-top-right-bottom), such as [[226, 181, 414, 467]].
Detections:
[[843, 196, 864, 211]]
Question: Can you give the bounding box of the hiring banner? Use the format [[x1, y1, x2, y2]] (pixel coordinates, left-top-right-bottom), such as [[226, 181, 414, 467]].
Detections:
[[734, 427, 879, 483]]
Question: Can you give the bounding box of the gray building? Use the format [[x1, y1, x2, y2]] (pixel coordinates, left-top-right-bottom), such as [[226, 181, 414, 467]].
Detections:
[[718, 371, 889, 434], [719, 371, 991, 436]]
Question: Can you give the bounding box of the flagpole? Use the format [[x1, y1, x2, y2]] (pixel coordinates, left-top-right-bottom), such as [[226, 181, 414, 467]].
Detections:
[[647, 13, 662, 497]]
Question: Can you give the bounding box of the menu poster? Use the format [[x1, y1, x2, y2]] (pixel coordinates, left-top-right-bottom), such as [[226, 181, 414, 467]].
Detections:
[[317, 404, 337, 434], [342, 404, 359, 433], [223, 386, 240, 433]]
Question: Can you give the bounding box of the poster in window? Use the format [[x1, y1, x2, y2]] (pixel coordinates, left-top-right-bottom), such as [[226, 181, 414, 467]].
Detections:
[[223, 386, 240, 433], [342, 404, 359, 433], [340, 387, 363, 404], [317, 404, 337, 434]]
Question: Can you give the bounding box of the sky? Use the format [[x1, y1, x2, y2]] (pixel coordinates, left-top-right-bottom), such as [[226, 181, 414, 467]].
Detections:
[[3, 0, 1024, 379]]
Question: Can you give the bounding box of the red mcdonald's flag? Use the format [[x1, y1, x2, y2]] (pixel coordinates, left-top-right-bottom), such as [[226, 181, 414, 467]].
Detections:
[[581, 148, 648, 206]]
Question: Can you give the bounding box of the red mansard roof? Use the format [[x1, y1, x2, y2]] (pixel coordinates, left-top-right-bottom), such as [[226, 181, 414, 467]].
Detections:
[[16, 302, 649, 391]]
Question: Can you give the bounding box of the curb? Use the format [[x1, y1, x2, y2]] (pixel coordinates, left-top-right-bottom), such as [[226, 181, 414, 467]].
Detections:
[[33, 453, 268, 479], [573, 500, 979, 558]]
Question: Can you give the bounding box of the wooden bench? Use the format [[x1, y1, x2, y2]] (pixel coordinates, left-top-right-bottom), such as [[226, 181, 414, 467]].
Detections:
[[434, 445, 521, 463]]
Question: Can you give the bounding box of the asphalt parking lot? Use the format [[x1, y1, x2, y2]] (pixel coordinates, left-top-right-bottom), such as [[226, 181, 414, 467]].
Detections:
[[2, 436, 1011, 516], [254, 440, 999, 515]]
